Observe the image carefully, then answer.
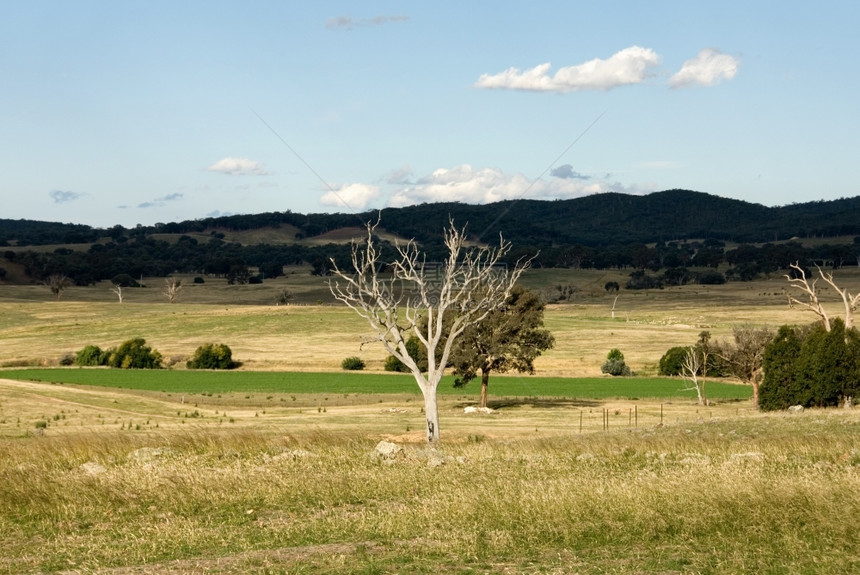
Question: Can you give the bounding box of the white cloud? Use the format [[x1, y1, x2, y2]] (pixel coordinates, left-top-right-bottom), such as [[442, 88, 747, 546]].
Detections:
[[388, 164, 632, 207], [669, 48, 739, 88], [207, 157, 268, 176], [475, 46, 660, 92], [320, 183, 381, 210]]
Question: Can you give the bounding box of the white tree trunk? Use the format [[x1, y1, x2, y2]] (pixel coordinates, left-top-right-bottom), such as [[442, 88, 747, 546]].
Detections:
[[420, 382, 441, 443]]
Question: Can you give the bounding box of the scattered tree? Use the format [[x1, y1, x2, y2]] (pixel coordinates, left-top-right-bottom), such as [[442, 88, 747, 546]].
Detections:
[[187, 343, 237, 369], [714, 326, 773, 407], [680, 346, 707, 405], [74, 344, 109, 367], [329, 219, 532, 443], [601, 348, 631, 376], [786, 262, 860, 330], [341, 356, 366, 371], [107, 338, 162, 369], [111, 283, 124, 303], [46, 274, 72, 300], [164, 277, 182, 303], [449, 286, 555, 408]]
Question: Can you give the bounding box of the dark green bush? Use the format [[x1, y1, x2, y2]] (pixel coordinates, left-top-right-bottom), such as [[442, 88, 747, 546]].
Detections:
[[383, 335, 422, 372], [341, 356, 366, 371], [658, 346, 689, 376], [760, 320, 860, 410], [107, 338, 162, 369], [186, 343, 237, 370], [75, 344, 109, 366]]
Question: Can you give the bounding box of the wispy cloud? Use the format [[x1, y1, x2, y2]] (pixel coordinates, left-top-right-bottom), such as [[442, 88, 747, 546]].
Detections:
[[669, 48, 739, 88], [326, 14, 408, 31], [207, 157, 269, 176], [49, 190, 83, 203], [475, 46, 660, 92], [138, 193, 184, 209], [320, 183, 381, 210]]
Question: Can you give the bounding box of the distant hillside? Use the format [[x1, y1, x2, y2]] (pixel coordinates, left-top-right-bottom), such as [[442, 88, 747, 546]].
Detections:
[[5, 190, 860, 289], [4, 189, 858, 249]]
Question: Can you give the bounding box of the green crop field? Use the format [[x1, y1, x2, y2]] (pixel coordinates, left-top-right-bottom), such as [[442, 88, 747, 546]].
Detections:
[[0, 367, 752, 400]]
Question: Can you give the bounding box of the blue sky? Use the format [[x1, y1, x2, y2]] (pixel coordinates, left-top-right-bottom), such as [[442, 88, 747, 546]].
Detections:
[[2, 1, 858, 228]]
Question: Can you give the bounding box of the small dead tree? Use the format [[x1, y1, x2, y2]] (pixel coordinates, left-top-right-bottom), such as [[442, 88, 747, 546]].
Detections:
[[680, 346, 707, 406], [164, 277, 182, 304], [46, 274, 71, 301], [329, 219, 532, 443], [786, 262, 860, 331], [111, 283, 124, 303]]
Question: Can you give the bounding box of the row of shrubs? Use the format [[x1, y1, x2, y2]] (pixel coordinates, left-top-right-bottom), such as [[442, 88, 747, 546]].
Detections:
[[73, 339, 239, 370]]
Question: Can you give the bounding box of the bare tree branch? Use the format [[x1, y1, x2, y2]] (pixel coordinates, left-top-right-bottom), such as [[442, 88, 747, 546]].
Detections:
[[329, 218, 533, 443]]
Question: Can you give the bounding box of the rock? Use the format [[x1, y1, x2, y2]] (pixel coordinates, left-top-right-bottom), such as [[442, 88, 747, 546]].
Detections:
[[80, 461, 107, 475], [788, 405, 804, 413], [373, 440, 403, 462], [464, 406, 494, 414]]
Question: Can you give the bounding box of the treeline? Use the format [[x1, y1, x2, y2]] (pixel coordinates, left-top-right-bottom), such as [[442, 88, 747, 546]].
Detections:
[[7, 190, 860, 248], [4, 190, 860, 287]]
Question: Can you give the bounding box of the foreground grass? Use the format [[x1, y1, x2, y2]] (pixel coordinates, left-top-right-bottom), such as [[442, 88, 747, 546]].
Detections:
[[0, 368, 752, 401], [1, 411, 859, 574]]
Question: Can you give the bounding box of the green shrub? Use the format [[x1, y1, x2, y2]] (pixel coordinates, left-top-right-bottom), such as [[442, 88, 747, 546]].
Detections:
[[383, 335, 422, 372], [107, 338, 162, 369], [658, 346, 689, 376], [75, 344, 109, 367], [601, 349, 631, 376], [341, 357, 366, 371], [186, 343, 237, 370]]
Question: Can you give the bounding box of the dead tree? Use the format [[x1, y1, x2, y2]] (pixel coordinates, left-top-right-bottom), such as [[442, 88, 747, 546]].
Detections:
[[329, 219, 532, 443], [111, 283, 124, 303], [680, 346, 707, 406], [163, 277, 182, 304], [786, 262, 860, 331]]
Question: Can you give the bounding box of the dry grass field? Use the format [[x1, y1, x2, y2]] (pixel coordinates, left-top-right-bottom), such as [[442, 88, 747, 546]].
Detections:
[[3, 267, 860, 573], [4, 267, 858, 375]]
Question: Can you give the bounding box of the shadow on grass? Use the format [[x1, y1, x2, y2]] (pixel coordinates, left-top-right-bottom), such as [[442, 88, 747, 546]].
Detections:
[[454, 397, 603, 410]]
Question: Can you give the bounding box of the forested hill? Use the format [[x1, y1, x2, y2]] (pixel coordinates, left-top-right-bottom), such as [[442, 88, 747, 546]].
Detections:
[[3, 189, 860, 248]]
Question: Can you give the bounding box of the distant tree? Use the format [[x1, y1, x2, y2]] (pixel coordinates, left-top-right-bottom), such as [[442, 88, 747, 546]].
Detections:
[[601, 348, 631, 376], [259, 261, 284, 279], [786, 262, 860, 330], [111, 274, 140, 287], [0, 267, 6, 280], [714, 326, 774, 408], [107, 338, 162, 369], [604, 281, 620, 293], [46, 274, 72, 300], [111, 283, 124, 303], [659, 346, 690, 376], [187, 343, 237, 370], [226, 264, 250, 285], [384, 335, 423, 373], [449, 286, 555, 408], [680, 346, 707, 405], [164, 277, 182, 303]]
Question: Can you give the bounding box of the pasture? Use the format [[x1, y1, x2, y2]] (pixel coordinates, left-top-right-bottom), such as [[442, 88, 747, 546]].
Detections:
[[2, 268, 860, 573]]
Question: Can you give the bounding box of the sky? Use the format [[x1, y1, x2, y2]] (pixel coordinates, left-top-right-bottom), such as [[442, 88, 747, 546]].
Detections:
[[1, 1, 858, 228]]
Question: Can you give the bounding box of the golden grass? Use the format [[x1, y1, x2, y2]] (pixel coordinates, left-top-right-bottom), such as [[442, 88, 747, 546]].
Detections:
[[4, 267, 860, 376], [1, 408, 859, 574]]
